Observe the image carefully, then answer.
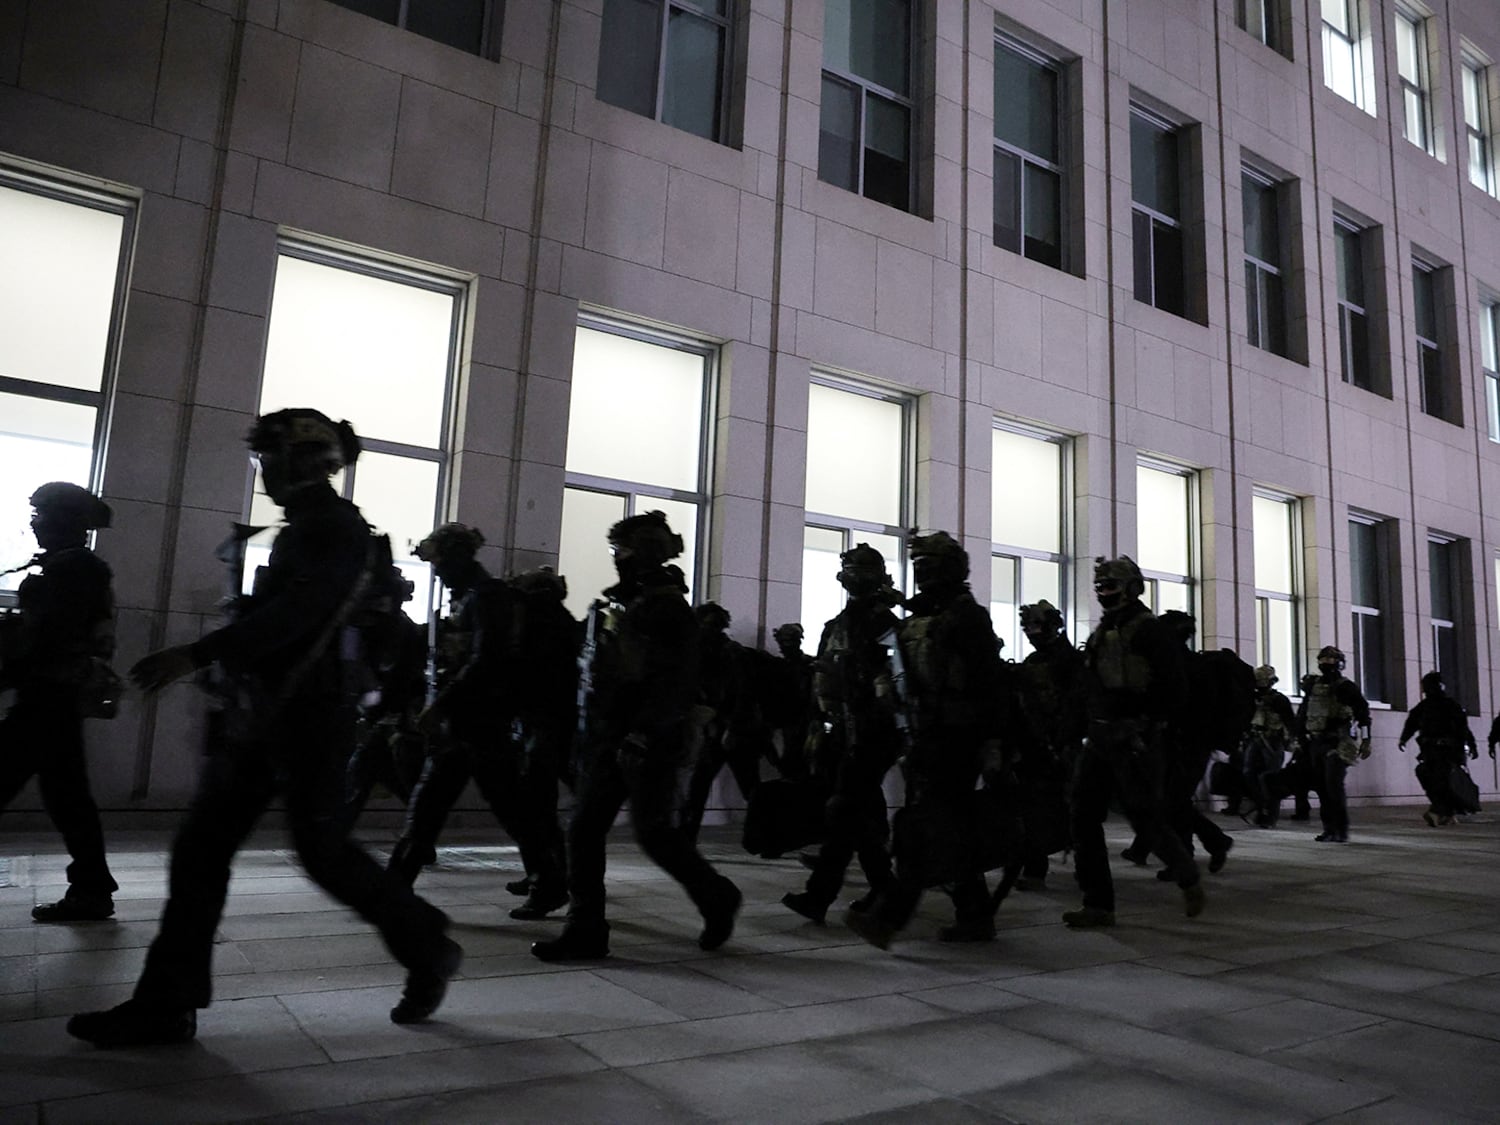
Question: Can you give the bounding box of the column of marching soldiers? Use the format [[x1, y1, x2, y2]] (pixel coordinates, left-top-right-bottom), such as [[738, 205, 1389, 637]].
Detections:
[[0, 408, 1492, 1049]]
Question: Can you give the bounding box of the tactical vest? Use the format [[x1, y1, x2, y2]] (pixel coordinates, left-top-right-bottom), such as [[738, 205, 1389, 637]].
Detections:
[[1304, 678, 1353, 737], [1250, 692, 1288, 735], [1088, 611, 1154, 694]]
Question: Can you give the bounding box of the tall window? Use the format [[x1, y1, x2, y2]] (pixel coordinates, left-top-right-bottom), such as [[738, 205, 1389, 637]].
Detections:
[[1482, 301, 1500, 442], [1131, 106, 1188, 318], [801, 379, 911, 634], [990, 425, 1068, 656], [1253, 492, 1301, 682], [252, 245, 465, 621], [0, 171, 132, 597], [1237, 0, 1287, 57], [1334, 214, 1376, 392], [1413, 259, 1454, 423], [1428, 535, 1466, 702], [326, 0, 497, 55], [1395, 9, 1434, 154], [1463, 60, 1495, 194], [1136, 460, 1197, 616], [560, 319, 713, 618], [1348, 514, 1390, 703], [1242, 167, 1288, 356], [993, 34, 1064, 271], [818, 0, 914, 211], [1322, 0, 1368, 111], [595, 0, 733, 143]]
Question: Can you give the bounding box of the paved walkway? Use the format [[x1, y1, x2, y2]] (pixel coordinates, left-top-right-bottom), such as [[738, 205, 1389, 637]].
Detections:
[[2, 807, 1499, 1123]]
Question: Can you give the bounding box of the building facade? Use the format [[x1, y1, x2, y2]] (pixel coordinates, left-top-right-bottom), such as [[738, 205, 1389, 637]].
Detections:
[[3, 0, 1500, 809]]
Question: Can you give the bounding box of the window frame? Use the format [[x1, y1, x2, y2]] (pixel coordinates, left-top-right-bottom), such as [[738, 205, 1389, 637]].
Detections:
[[1242, 164, 1288, 356], [595, 0, 735, 144], [328, 0, 502, 58], [562, 313, 719, 604], [1348, 511, 1392, 705], [1426, 532, 1467, 705], [1237, 0, 1288, 57], [1395, 7, 1434, 155], [1333, 212, 1377, 393], [817, 0, 917, 212], [0, 166, 135, 605], [1322, 0, 1369, 111], [1462, 57, 1496, 194], [1411, 256, 1452, 423], [989, 420, 1071, 656], [992, 32, 1067, 272], [1135, 456, 1200, 620], [1252, 489, 1303, 685], [1130, 104, 1189, 319], [1481, 299, 1500, 443]]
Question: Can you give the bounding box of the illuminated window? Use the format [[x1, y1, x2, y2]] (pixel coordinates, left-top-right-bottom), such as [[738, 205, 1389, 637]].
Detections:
[[1395, 8, 1434, 155], [801, 378, 911, 633], [596, 0, 734, 143], [1253, 492, 1301, 683], [990, 425, 1068, 656], [1136, 460, 1197, 618], [250, 244, 465, 621], [818, 0, 914, 211], [1428, 535, 1468, 703], [1322, 0, 1371, 112], [0, 170, 132, 597], [1463, 60, 1495, 194], [1237, 0, 1289, 57], [559, 318, 713, 617], [1348, 513, 1393, 703], [1482, 301, 1499, 442]]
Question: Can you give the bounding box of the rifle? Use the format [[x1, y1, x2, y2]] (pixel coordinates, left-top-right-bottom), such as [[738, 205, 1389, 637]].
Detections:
[[877, 625, 917, 762], [576, 598, 606, 739]]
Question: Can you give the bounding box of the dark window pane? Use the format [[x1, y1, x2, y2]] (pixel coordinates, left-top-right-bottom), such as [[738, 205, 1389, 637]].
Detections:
[[818, 74, 860, 191], [1023, 162, 1061, 267], [331, 0, 402, 23], [1349, 520, 1379, 607], [1435, 623, 1460, 695], [824, 0, 909, 95], [1241, 174, 1279, 265], [1419, 341, 1446, 418], [677, 0, 726, 14], [993, 148, 1021, 251], [662, 9, 724, 141], [1429, 540, 1455, 619], [1262, 269, 1285, 354], [1412, 265, 1437, 338], [406, 0, 486, 53], [1245, 261, 1262, 346], [1152, 218, 1184, 315], [1335, 225, 1364, 306], [862, 93, 909, 209], [1343, 307, 1369, 388], [994, 44, 1058, 162], [1131, 112, 1179, 217], [597, 0, 662, 120], [1356, 612, 1386, 701], [1132, 209, 1154, 303]]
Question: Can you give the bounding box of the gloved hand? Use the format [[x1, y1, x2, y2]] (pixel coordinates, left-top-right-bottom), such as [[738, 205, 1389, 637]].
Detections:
[[1358, 738, 1372, 760], [1398, 741, 1408, 754], [129, 644, 199, 694]]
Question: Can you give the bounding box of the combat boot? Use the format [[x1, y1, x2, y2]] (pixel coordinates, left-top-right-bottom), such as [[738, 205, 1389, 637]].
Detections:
[[33, 893, 114, 923], [509, 883, 569, 920], [531, 921, 611, 962], [938, 918, 996, 943], [67, 999, 196, 1048], [1061, 906, 1115, 928], [391, 937, 463, 1024], [698, 878, 742, 951], [845, 905, 897, 950], [780, 891, 828, 925]]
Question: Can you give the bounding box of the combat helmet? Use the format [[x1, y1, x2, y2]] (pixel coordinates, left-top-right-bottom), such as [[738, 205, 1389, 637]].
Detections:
[[908, 529, 969, 585], [29, 482, 112, 531], [608, 510, 684, 567], [414, 523, 485, 566]]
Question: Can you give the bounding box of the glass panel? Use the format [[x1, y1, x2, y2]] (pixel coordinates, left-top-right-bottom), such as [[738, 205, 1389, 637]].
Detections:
[[1419, 342, 1445, 419], [261, 256, 454, 449], [1429, 539, 1455, 620], [1261, 269, 1286, 355], [333, 0, 400, 21], [863, 93, 910, 210], [1335, 224, 1364, 306], [824, 0, 909, 94], [1355, 611, 1386, 701], [1023, 163, 1062, 268], [1156, 579, 1192, 616], [989, 554, 1018, 656], [805, 384, 904, 526], [1130, 112, 1179, 217], [558, 487, 628, 618], [1132, 209, 1154, 304], [662, 9, 724, 141], [1321, 0, 1349, 36], [818, 74, 861, 192], [1254, 494, 1294, 594], [1341, 306, 1369, 388], [1434, 622, 1460, 693], [1348, 519, 1380, 608], [1325, 30, 1357, 102], [350, 453, 440, 622], [0, 185, 125, 393], [1487, 372, 1500, 442], [1265, 597, 1296, 684], [1136, 464, 1190, 576], [1404, 88, 1426, 148], [1020, 556, 1061, 617], [801, 525, 848, 640], [993, 148, 1021, 252], [596, 0, 662, 119], [1484, 305, 1498, 372], [1152, 218, 1185, 316], [993, 43, 1057, 161], [0, 394, 97, 594], [1463, 66, 1482, 128], [1411, 265, 1436, 338], [405, 0, 486, 53], [566, 326, 705, 491], [677, 0, 726, 14], [1245, 261, 1263, 347], [991, 428, 1061, 553], [1242, 173, 1280, 265], [650, 494, 700, 596], [1395, 15, 1419, 85], [1470, 134, 1491, 191], [865, 529, 905, 595]]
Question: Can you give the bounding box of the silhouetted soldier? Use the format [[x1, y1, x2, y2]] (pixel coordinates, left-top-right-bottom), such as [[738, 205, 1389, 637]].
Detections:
[[847, 531, 1003, 950], [1011, 599, 1083, 888], [780, 544, 898, 926], [1399, 671, 1477, 825], [387, 524, 567, 921], [1243, 665, 1295, 827], [69, 409, 460, 1048], [532, 511, 741, 961], [1063, 556, 1204, 928], [681, 602, 761, 841], [1, 482, 119, 922], [1296, 645, 1371, 843], [759, 622, 816, 780]]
